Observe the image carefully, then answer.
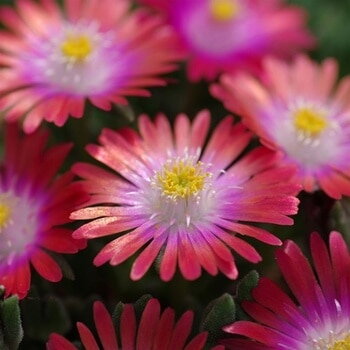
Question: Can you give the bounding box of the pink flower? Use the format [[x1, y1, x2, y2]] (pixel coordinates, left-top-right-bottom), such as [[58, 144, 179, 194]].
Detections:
[[223, 231, 350, 350], [139, 0, 314, 81], [47, 298, 224, 350], [212, 55, 350, 199], [0, 123, 86, 299], [0, 0, 182, 133], [71, 111, 300, 282]]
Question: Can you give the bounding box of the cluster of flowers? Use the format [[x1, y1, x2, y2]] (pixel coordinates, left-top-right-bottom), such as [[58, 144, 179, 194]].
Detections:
[[0, 0, 349, 349]]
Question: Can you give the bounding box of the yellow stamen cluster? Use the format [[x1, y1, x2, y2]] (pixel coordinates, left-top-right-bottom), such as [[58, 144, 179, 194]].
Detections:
[[294, 108, 328, 136], [0, 203, 11, 230], [331, 335, 350, 350], [210, 0, 240, 22], [157, 161, 209, 199], [61, 35, 93, 61]]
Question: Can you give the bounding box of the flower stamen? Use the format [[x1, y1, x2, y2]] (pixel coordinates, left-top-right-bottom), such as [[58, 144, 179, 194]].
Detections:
[[330, 335, 350, 350], [210, 0, 240, 22], [0, 202, 11, 230], [294, 107, 328, 137], [157, 160, 210, 200], [61, 35, 93, 61]]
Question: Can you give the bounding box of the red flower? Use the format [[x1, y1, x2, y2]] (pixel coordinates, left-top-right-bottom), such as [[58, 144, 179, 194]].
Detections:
[[0, 123, 87, 299], [71, 111, 300, 282], [0, 0, 182, 132], [223, 232, 350, 349], [47, 298, 224, 350]]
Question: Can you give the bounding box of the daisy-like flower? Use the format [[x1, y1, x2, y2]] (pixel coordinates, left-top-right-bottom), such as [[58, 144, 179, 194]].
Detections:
[[223, 231, 350, 350], [47, 298, 224, 350], [138, 0, 314, 81], [0, 0, 181, 133], [0, 123, 86, 299], [71, 111, 300, 281], [212, 55, 350, 199]]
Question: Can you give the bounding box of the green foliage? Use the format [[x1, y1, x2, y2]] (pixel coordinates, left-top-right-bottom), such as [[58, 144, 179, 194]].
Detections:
[[0, 296, 23, 350], [330, 199, 350, 245], [290, 0, 350, 75], [235, 271, 259, 321], [21, 290, 70, 343], [200, 293, 236, 346]]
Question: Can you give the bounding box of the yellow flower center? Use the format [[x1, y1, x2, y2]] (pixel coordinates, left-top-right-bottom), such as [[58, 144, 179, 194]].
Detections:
[[157, 161, 209, 199], [294, 108, 328, 136], [0, 203, 11, 230], [330, 335, 350, 350], [210, 0, 240, 22], [61, 35, 93, 61]]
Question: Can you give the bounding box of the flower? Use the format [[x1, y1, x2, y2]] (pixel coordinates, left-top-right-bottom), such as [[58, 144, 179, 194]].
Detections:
[[223, 231, 350, 349], [71, 111, 300, 282], [139, 0, 314, 81], [47, 298, 225, 350], [0, 123, 86, 299], [212, 55, 350, 199], [0, 0, 182, 133]]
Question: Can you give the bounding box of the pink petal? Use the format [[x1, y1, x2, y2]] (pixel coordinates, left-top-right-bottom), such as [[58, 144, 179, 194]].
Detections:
[[136, 299, 161, 350], [93, 301, 118, 350], [120, 304, 137, 350], [77, 322, 99, 350], [47, 334, 77, 350], [168, 311, 194, 350], [31, 249, 62, 283]]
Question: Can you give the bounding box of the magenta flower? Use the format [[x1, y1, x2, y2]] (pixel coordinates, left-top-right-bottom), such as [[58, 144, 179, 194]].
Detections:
[[212, 55, 350, 199], [0, 0, 182, 133], [223, 231, 350, 350], [71, 111, 300, 282], [139, 0, 314, 81], [47, 298, 224, 350], [0, 123, 86, 299]]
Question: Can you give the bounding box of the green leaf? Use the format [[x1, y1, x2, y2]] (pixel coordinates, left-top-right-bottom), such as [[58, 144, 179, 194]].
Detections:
[[235, 271, 259, 321], [44, 297, 71, 335], [236, 270, 259, 303], [330, 199, 350, 245], [1, 296, 23, 350], [200, 293, 235, 345], [21, 291, 71, 342], [133, 294, 153, 321]]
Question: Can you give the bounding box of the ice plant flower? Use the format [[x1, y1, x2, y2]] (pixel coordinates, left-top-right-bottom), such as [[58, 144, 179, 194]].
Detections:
[[0, 123, 86, 299], [139, 0, 314, 81], [0, 0, 181, 133], [223, 231, 350, 350], [71, 111, 300, 281], [212, 55, 350, 199], [47, 298, 224, 350]]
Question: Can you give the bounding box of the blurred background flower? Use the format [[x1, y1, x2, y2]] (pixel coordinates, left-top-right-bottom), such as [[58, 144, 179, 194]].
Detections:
[[0, 0, 182, 132], [139, 0, 314, 80], [0, 123, 86, 299], [212, 55, 350, 199]]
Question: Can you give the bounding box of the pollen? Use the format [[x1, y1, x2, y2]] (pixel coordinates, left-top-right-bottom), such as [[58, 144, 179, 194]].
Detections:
[[61, 35, 93, 61], [157, 160, 210, 199], [331, 335, 350, 350], [210, 0, 240, 22], [294, 107, 328, 136], [0, 203, 11, 230]]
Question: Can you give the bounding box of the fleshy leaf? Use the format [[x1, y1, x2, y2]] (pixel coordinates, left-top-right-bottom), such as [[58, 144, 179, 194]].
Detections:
[[235, 270, 259, 320], [200, 293, 235, 345], [1, 296, 23, 350]]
